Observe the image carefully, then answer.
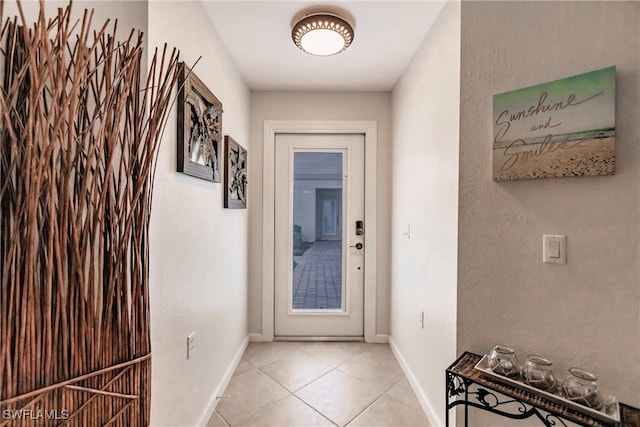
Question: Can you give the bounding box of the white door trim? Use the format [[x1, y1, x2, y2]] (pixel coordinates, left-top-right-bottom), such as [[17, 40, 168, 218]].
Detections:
[[262, 120, 378, 342]]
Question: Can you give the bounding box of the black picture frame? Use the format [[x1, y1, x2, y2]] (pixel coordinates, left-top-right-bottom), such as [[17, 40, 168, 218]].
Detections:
[[224, 136, 247, 209], [177, 63, 223, 182]]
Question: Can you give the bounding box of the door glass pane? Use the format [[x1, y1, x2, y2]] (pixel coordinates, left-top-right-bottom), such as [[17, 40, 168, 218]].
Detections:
[[292, 152, 343, 310], [323, 200, 337, 235]]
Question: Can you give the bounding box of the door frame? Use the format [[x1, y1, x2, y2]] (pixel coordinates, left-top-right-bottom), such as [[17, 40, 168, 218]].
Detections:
[[262, 120, 379, 343]]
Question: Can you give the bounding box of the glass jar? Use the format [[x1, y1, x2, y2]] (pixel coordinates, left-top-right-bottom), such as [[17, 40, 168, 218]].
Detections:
[[523, 355, 558, 393], [562, 367, 603, 410], [488, 345, 520, 379]]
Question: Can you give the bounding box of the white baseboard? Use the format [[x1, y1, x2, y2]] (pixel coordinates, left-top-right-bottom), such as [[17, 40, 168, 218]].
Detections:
[[389, 336, 445, 427], [252, 333, 383, 343], [196, 335, 249, 426], [370, 333, 389, 343], [249, 332, 268, 342]]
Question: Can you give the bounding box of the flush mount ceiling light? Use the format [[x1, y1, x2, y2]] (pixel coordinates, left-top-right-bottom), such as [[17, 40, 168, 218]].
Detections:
[[291, 11, 354, 56]]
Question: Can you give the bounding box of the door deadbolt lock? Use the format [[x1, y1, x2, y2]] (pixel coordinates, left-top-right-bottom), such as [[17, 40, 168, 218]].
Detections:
[[349, 243, 363, 250], [355, 220, 364, 236]]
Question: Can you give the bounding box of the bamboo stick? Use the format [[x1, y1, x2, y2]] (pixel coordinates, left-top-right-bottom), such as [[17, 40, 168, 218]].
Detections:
[[64, 385, 138, 400]]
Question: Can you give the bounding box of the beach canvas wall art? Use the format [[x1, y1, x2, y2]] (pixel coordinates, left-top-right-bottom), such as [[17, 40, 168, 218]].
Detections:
[[493, 66, 616, 181]]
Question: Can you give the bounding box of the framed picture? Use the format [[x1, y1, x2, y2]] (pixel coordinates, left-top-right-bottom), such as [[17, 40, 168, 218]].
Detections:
[[224, 136, 247, 209], [492, 66, 615, 181], [177, 62, 223, 182]]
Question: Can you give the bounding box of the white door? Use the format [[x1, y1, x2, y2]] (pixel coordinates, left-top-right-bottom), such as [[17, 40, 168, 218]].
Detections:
[[274, 133, 365, 338]]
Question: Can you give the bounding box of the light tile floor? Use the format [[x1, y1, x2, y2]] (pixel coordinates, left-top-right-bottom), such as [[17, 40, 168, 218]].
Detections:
[[208, 342, 430, 427]]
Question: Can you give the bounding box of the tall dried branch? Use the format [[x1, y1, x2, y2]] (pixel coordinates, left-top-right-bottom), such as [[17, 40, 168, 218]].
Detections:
[[0, 1, 179, 425]]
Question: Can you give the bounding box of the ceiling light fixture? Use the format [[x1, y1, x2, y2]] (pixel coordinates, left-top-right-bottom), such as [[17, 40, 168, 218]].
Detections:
[[291, 11, 354, 56]]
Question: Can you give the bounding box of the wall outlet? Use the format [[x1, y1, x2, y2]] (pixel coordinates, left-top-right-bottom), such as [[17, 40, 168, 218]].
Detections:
[[187, 332, 196, 360], [403, 223, 411, 239], [419, 310, 424, 329]]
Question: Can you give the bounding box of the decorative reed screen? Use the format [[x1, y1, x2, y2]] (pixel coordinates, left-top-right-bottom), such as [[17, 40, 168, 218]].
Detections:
[[0, 2, 179, 425]]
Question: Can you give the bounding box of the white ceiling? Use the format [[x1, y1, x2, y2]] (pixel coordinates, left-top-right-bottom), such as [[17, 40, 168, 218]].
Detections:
[[201, 1, 446, 91]]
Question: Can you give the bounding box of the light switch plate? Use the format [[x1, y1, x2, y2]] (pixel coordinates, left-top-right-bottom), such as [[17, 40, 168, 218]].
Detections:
[[543, 234, 566, 264]]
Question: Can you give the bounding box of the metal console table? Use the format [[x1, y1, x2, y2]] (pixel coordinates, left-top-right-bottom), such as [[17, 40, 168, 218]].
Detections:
[[446, 352, 640, 427]]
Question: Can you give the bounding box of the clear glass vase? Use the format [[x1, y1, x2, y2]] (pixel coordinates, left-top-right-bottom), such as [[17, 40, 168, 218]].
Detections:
[[488, 345, 520, 379], [523, 355, 558, 393], [562, 367, 603, 410]]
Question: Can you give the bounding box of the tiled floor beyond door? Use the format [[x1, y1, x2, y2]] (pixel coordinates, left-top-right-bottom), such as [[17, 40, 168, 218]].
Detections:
[[207, 342, 431, 427], [292, 241, 342, 310]]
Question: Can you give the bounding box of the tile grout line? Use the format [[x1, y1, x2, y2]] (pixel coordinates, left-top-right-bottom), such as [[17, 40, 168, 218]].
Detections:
[[219, 367, 292, 426], [290, 393, 339, 427], [338, 369, 407, 426], [256, 347, 337, 393], [289, 346, 384, 426], [231, 357, 337, 427], [382, 375, 431, 419], [235, 391, 294, 427], [216, 409, 232, 427], [237, 344, 340, 426], [343, 391, 388, 427], [383, 392, 432, 420]]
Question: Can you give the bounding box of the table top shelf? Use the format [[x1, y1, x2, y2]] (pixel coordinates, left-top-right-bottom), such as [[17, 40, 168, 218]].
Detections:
[[446, 352, 640, 427]]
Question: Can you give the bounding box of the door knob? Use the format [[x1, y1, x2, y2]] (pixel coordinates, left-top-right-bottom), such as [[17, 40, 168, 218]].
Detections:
[[349, 243, 363, 250]]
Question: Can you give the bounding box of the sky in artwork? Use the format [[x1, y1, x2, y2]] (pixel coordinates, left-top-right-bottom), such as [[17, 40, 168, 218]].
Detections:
[[493, 66, 616, 144]]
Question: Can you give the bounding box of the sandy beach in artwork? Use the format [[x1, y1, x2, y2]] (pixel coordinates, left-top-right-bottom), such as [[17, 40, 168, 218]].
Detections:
[[493, 137, 615, 181]]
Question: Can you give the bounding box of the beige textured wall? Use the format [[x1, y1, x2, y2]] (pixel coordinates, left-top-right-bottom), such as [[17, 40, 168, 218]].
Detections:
[[248, 91, 392, 338], [458, 2, 640, 425]]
